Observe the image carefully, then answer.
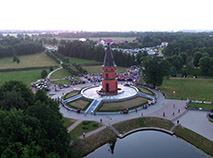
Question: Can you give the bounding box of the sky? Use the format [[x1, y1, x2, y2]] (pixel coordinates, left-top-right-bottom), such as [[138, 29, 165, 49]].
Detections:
[[0, 0, 213, 32]]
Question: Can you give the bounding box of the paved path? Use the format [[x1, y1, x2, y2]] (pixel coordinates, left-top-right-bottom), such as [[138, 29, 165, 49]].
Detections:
[[67, 120, 82, 133], [178, 110, 213, 141]]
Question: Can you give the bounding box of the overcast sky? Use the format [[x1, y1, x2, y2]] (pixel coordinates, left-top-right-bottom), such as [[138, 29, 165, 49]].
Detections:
[[0, 0, 213, 31]]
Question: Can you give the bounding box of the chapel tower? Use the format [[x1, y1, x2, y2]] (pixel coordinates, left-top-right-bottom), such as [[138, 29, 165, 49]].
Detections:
[[102, 44, 118, 95]]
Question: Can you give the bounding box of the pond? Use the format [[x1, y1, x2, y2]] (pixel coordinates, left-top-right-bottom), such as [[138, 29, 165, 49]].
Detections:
[[86, 131, 211, 158]]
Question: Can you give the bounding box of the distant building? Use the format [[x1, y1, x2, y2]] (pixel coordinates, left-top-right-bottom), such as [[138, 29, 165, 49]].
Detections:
[[161, 42, 168, 47]]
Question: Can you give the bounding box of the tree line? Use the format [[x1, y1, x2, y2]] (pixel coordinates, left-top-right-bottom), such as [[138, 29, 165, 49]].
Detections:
[[0, 36, 44, 58], [58, 40, 136, 67], [0, 81, 82, 157]]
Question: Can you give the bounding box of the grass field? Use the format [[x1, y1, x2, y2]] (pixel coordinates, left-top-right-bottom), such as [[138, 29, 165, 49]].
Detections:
[[50, 68, 69, 79], [62, 117, 76, 128], [70, 121, 103, 137], [0, 69, 49, 86], [188, 103, 213, 110], [159, 78, 213, 101], [98, 96, 148, 112], [0, 52, 59, 70], [83, 65, 127, 74]]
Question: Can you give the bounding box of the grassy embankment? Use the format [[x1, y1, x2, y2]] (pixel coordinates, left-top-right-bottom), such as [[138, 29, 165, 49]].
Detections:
[[70, 121, 103, 137], [113, 117, 173, 134], [159, 78, 213, 101], [81, 128, 116, 156], [174, 126, 213, 156]]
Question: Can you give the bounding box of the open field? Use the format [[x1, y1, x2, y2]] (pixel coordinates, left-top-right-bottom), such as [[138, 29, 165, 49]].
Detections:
[[50, 69, 82, 80], [50, 69, 69, 79], [97, 96, 148, 112], [0, 52, 59, 70], [83, 65, 127, 74], [175, 126, 213, 156], [70, 121, 103, 137], [159, 78, 213, 101], [0, 69, 48, 86], [62, 117, 76, 128], [188, 103, 213, 110]]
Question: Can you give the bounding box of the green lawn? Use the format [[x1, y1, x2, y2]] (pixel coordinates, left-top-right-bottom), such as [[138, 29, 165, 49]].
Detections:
[[62, 117, 76, 128], [70, 121, 103, 137], [0, 52, 59, 70], [83, 65, 127, 74], [188, 103, 213, 110], [69, 57, 100, 64], [159, 78, 213, 101], [50, 68, 70, 79], [0, 69, 49, 87]]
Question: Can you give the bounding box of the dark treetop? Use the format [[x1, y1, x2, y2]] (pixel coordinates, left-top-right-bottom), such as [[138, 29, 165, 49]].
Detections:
[[103, 44, 116, 67]]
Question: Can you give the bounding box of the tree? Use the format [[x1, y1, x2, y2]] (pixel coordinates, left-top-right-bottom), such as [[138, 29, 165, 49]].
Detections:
[[193, 51, 202, 67], [0, 81, 79, 157], [136, 51, 148, 65], [41, 70, 48, 79], [199, 56, 210, 76], [179, 52, 188, 64], [142, 56, 171, 87], [49, 66, 54, 72], [185, 60, 194, 75]]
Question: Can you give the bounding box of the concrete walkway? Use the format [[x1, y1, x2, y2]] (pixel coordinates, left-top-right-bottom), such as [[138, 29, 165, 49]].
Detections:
[[178, 110, 213, 141]]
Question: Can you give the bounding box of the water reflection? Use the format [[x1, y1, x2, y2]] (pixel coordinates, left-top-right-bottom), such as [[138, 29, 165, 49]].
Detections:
[[86, 131, 211, 158]]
